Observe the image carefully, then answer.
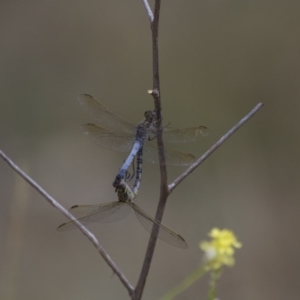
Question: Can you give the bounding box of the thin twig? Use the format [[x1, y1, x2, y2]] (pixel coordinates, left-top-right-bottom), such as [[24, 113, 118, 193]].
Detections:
[[141, 0, 153, 22], [0, 150, 134, 296], [133, 1, 166, 299], [168, 102, 264, 193]]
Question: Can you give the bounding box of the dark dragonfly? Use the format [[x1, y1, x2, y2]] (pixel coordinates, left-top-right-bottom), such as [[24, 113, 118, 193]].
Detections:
[[77, 94, 208, 186], [57, 149, 188, 248]]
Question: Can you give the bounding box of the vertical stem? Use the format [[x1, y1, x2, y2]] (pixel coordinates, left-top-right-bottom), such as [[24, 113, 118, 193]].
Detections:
[[151, 0, 167, 186], [133, 1, 170, 299], [208, 269, 222, 300]]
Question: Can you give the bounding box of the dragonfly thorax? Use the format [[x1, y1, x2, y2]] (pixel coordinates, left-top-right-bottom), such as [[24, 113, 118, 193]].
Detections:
[[135, 125, 150, 142], [135, 111, 156, 142]]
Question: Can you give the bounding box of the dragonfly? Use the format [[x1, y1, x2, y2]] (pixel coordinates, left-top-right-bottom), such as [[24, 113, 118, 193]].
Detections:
[[57, 151, 188, 248], [77, 94, 208, 186]]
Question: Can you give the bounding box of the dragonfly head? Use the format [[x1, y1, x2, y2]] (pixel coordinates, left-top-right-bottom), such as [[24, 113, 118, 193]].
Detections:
[[144, 110, 156, 122], [116, 179, 135, 203]]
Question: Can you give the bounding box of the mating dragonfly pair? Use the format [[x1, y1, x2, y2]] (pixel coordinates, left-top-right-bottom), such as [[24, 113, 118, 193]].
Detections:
[[58, 94, 208, 248]]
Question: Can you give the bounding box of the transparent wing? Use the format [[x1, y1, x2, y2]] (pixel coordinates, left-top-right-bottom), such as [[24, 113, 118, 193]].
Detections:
[[81, 124, 135, 152], [143, 142, 196, 166], [129, 203, 188, 249], [81, 124, 196, 165], [57, 202, 131, 231], [162, 126, 209, 143], [82, 124, 196, 165], [78, 94, 136, 133]]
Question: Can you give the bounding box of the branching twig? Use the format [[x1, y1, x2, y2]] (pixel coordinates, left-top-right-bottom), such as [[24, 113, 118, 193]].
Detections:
[[133, 1, 166, 299], [168, 102, 264, 193], [0, 150, 134, 296], [135, 1, 264, 298]]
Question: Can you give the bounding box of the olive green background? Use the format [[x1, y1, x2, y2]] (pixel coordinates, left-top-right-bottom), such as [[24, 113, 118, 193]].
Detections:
[[1, 1, 299, 299]]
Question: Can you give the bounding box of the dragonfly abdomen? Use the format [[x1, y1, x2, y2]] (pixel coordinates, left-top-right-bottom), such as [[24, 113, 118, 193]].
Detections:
[[113, 140, 142, 187]]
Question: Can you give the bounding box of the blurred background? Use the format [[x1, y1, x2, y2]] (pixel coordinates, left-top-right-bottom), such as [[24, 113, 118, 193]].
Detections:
[[0, 1, 299, 299]]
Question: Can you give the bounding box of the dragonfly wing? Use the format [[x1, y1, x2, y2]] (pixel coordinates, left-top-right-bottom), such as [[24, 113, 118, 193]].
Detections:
[[78, 94, 136, 133], [162, 126, 209, 143], [81, 124, 135, 152], [67, 204, 104, 218], [129, 203, 188, 249], [143, 142, 196, 166], [57, 202, 131, 231]]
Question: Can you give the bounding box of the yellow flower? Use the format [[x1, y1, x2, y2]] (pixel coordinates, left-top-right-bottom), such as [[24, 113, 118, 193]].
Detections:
[[200, 228, 242, 270]]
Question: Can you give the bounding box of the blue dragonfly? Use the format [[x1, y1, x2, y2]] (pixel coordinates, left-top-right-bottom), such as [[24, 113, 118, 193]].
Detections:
[[57, 148, 188, 248], [77, 94, 208, 186]]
